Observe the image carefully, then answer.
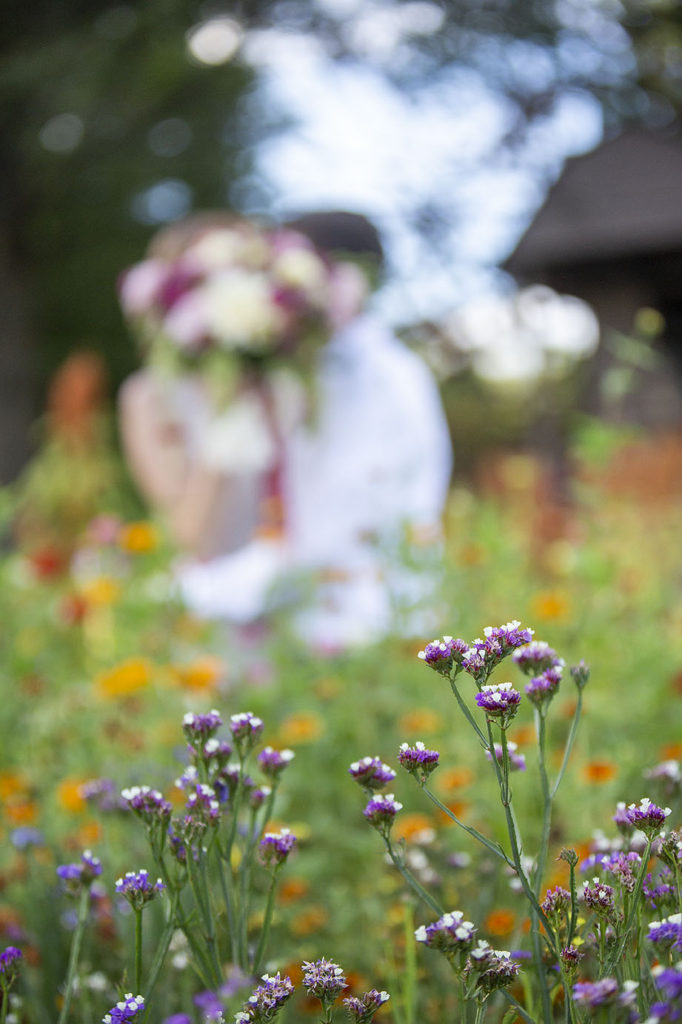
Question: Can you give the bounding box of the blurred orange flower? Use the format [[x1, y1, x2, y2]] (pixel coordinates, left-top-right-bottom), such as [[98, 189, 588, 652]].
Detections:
[[485, 909, 516, 936], [118, 521, 159, 554], [57, 778, 88, 814], [0, 773, 29, 801], [661, 742, 682, 759], [398, 708, 441, 734], [81, 576, 121, 606], [95, 657, 152, 698], [531, 591, 570, 622], [76, 821, 103, 846], [291, 905, 329, 936], [171, 656, 224, 692], [5, 802, 38, 825], [582, 760, 618, 784], [279, 877, 310, 904], [276, 712, 324, 746], [438, 767, 474, 792], [394, 813, 435, 842], [437, 800, 470, 826], [510, 724, 535, 746]]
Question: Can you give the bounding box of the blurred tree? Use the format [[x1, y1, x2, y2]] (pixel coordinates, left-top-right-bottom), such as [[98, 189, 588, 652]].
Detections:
[[2, 0, 682, 480]]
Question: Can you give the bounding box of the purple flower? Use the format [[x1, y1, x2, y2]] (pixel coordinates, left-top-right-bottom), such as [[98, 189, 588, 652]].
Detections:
[[257, 746, 294, 779], [182, 709, 222, 743], [343, 989, 390, 1023], [474, 682, 521, 726], [612, 801, 632, 835], [644, 870, 677, 913], [302, 958, 347, 1005], [654, 965, 682, 1002], [363, 794, 402, 836], [115, 870, 165, 910], [235, 972, 294, 1023], [81, 778, 128, 813], [581, 877, 615, 915], [163, 1016, 191, 1024], [57, 850, 102, 895], [559, 945, 583, 980], [625, 797, 671, 838], [541, 886, 570, 919], [415, 911, 476, 958], [463, 621, 534, 683], [573, 978, 637, 1011], [648, 914, 682, 952], [569, 661, 590, 689], [512, 641, 562, 675], [10, 827, 45, 849], [197, 738, 232, 768], [486, 741, 526, 772], [121, 786, 172, 825], [259, 829, 296, 868], [0, 946, 22, 984], [348, 757, 396, 791], [397, 742, 439, 784], [418, 636, 469, 676], [524, 666, 563, 708], [249, 785, 272, 810], [467, 949, 520, 996], [230, 711, 264, 752], [185, 783, 221, 825], [102, 993, 145, 1023]]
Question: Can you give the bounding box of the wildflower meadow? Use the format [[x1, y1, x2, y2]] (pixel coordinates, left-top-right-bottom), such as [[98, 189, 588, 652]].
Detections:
[[0, 435, 681, 1023]]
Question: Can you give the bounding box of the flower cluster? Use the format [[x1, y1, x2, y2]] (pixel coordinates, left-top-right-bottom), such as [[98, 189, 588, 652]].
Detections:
[[415, 911, 476, 959], [486, 741, 526, 772], [115, 870, 165, 910], [102, 993, 145, 1023], [343, 989, 390, 1023], [348, 757, 396, 791], [57, 850, 102, 894], [235, 972, 295, 1023], [301, 958, 347, 1004], [462, 621, 534, 683], [118, 223, 334, 381], [625, 798, 671, 838], [541, 886, 571, 919], [524, 665, 563, 709], [259, 829, 296, 869], [512, 640, 563, 675], [474, 682, 521, 726], [417, 636, 469, 676], [397, 742, 440, 784], [465, 945, 520, 997], [182, 710, 222, 743], [573, 978, 638, 1012], [0, 946, 22, 984], [121, 786, 172, 825], [648, 914, 682, 953], [257, 746, 294, 779], [581, 877, 616, 916], [230, 712, 264, 754], [363, 794, 402, 836]]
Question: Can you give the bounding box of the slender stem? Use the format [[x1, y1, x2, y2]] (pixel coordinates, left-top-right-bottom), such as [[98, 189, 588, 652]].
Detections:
[[252, 870, 279, 975], [473, 1001, 486, 1024], [551, 690, 583, 800], [134, 910, 143, 994], [567, 860, 579, 946], [384, 838, 444, 916], [57, 886, 90, 1024], [0, 981, 8, 1024], [421, 786, 513, 867], [606, 839, 652, 973], [217, 842, 240, 967], [143, 893, 179, 1009], [534, 709, 553, 897], [501, 989, 536, 1024]]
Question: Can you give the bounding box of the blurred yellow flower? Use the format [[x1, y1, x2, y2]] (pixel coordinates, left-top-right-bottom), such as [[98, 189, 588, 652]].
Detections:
[[531, 591, 570, 622], [0, 772, 29, 801], [56, 778, 88, 814], [398, 708, 441, 734], [95, 657, 152, 698], [171, 656, 225, 692], [118, 521, 159, 554], [276, 712, 324, 745], [81, 576, 121, 606]]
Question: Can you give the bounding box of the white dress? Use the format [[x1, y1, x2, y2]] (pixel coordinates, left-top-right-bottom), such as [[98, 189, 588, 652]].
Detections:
[[177, 313, 453, 648]]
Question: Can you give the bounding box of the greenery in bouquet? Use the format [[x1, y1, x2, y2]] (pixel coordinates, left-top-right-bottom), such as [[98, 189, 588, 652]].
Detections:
[[117, 221, 338, 405]]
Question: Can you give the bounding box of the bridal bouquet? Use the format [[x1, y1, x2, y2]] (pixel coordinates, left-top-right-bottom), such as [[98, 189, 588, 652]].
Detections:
[[118, 220, 334, 399]]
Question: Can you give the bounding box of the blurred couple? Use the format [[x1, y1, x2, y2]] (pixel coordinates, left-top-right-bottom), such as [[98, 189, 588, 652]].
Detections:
[[118, 210, 452, 651]]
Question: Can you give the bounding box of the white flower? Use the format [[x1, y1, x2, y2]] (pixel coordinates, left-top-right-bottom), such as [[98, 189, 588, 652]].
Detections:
[[202, 269, 283, 350]]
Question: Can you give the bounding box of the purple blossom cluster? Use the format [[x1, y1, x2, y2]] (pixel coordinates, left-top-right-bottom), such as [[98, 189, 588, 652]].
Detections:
[[257, 746, 294, 779], [102, 993, 145, 1023], [541, 886, 571, 919], [302, 958, 347, 1003], [185, 784, 221, 825], [182, 709, 222, 743], [644, 869, 678, 914], [465, 945, 520, 996], [235, 972, 294, 1023], [512, 640, 563, 675], [349, 757, 396, 791], [229, 712, 264, 751], [625, 798, 671, 838], [57, 850, 102, 894], [524, 666, 563, 708], [650, 966, 682, 1022], [259, 829, 296, 868], [197, 738, 232, 768], [0, 946, 22, 982], [581, 877, 615, 915], [559, 945, 584, 980], [121, 785, 172, 825], [648, 914, 682, 952], [80, 777, 128, 813], [415, 911, 476, 957], [363, 794, 402, 835], [417, 636, 469, 676], [115, 870, 165, 910], [462, 621, 534, 683], [486, 741, 526, 772], [573, 978, 638, 1012], [343, 989, 390, 1023], [397, 742, 440, 784], [474, 682, 521, 726]]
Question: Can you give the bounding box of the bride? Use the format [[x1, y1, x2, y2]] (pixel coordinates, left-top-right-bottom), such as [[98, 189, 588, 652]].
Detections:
[[118, 211, 452, 649]]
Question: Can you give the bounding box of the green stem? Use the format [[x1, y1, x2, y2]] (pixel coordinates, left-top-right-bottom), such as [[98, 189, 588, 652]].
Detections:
[[143, 893, 179, 1010], [500, 989, 536, 1024], [421, 786, 513, 867], [0, 981, 8, 1024], [384, 838, 444, 916], [252, 869, 279, 975], [534, 709, 553, 897], [449, 676, 488, 745], [57, 886, 90, 1024], [605, 839, 652, 974], [134, 909, 143, 994], [473, 1001, 486, 1024], [551, 690, 583, 800]]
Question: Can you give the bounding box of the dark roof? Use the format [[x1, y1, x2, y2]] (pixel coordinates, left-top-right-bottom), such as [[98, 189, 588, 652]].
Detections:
[[504, 129, 682, 277]]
